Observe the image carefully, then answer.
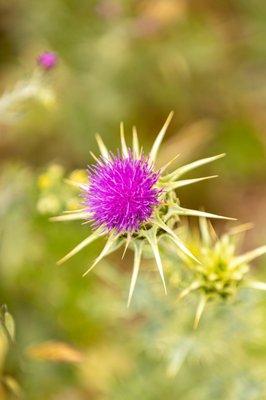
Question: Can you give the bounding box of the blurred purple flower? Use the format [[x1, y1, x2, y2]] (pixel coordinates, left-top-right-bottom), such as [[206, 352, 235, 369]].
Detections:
[[37, 52, 58, 70]]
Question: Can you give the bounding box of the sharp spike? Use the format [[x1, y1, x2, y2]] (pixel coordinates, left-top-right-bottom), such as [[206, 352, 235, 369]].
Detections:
[[169, 234, 200, 264], [164, 175, 218, 192], [176, 206, 236, 221], [127, 242, 143, 307], [159, 154, 180, 174], [193, 295, 207, 330], [95, 133, 110, 160], [145, 229, 167, 294], [120, 122, 129, 157], [50, 212, 89, 222], [57, 230, 103, 265], [62, 208, 87, 214], [149, 111, 174, 163], [63, 178, 87, 190], [164, 153, 225, 181], [207, 220, 218, 242], [178, 281, 201, 300], [83, 233, 120, 276], [230, 245, 266, 269], [132, 126, 139, 159], [90, 151, 100, 163], [155, 217, 200, 263], [122, 233, 131, 260], [81, 219, 93, 225], [199, 216, 212, 246], [245, 280, 266, 291], [227, 223, 254, 236]]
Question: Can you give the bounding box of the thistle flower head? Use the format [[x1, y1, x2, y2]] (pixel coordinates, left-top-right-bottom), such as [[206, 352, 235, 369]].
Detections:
[[176, 218, 266, 328], [85, 154, 160, 233], [37, 52, 58, 70], [53, 113, 234, 305]]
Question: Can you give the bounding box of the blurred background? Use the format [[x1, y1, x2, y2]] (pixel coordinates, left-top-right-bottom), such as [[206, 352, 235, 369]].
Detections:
[[0, 0, 265, 399]]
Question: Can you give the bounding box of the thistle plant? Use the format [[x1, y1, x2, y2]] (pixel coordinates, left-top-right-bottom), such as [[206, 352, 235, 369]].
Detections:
[[53, 113, 234, 304], [176, 218, 266, 328]]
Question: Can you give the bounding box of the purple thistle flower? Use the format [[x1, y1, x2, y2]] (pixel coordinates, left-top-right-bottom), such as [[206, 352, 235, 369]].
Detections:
[[53, 113, 231, 305], [85, 155, 160, 233], [37, 52, 58, 70]]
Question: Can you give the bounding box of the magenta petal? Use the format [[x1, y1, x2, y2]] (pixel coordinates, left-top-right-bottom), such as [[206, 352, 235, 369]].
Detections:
[[84, 155, 160, 233], [37, 52, 58, 70]]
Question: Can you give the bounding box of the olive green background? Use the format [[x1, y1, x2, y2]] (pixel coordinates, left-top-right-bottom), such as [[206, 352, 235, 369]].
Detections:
[[0, 1, 265, 399]]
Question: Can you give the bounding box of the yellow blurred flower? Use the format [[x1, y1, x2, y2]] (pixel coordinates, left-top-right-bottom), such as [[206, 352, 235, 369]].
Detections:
[[68, 169, 87, 184]]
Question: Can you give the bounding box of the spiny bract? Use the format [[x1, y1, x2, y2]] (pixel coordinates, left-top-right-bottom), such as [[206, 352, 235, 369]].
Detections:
[[52, 113, 233, 305]]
